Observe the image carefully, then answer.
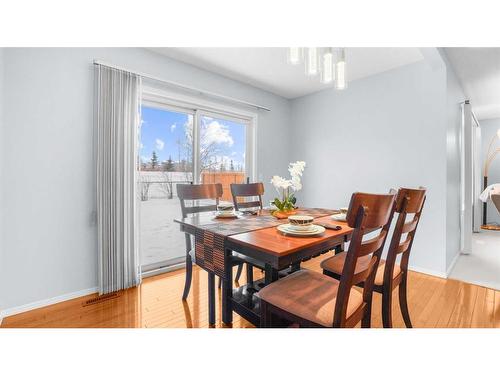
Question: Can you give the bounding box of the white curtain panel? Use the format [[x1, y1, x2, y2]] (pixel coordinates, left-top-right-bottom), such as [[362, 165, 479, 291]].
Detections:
[[95, 64, 142, 294]]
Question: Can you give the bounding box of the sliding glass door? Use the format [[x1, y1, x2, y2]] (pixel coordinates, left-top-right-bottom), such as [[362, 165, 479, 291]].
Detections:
[[198, 113, 248, 202], [138, 101, 254, 274], [139, 104, 194, 272]]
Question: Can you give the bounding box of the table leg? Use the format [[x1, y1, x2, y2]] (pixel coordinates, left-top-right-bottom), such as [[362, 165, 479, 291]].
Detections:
[[208, 272, 215, 326], [222, 249, 233, 325], [264, 264, 279, 285], [290, 261, 301, 273], [335, 241, 345, 255]]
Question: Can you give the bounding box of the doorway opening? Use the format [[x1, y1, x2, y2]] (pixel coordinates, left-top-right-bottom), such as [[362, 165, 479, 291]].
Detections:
[[449, 101, 500, 289]]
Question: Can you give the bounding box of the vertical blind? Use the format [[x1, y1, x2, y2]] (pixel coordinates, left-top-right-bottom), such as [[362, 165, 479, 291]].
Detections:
[[95, 64, 142, 294]]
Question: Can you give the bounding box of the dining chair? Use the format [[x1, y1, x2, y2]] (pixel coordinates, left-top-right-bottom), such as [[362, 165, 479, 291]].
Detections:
[[257, 191, 396, 328], [230, 182, 265, 283], [177, 184, 243, 300], [321, 187, 426, 328], [230, 182, 264, 210]]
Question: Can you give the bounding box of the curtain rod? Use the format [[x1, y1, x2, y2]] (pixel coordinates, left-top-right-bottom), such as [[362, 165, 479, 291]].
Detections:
[[93, 59, 271, 112]]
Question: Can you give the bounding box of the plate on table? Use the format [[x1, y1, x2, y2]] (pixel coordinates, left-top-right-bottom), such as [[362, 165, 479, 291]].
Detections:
[[277, 224, 325, 237], [214, 211, 242, 219], [331, 213, 347, 222]]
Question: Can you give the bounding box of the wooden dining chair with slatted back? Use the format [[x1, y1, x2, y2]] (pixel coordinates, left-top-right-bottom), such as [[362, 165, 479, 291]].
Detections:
[[177, 183, 257, 310], [177, 183, 224, 304], [321, 187, 426, 328], [258, 191, 396, 328], [230, 182, 265, 283]]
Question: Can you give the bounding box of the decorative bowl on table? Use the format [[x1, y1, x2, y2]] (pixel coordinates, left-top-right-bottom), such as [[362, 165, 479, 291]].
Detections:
[[287, 215, 314, 232], [288, 215, 314, 226], [215, 203, 239, 218], [272, 209, 297, 219], [331, 208, 348, 222]]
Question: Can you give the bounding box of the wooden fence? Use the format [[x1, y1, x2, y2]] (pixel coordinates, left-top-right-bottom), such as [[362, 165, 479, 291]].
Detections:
[[201, 171, 246, 202]]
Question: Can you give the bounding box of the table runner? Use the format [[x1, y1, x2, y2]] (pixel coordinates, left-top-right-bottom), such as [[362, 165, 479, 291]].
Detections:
[[194, 208, 338, 278]]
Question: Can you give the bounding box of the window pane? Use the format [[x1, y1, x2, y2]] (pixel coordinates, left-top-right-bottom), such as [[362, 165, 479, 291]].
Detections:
[[139, 106, 193, 271], [199, 115, 247, 202]]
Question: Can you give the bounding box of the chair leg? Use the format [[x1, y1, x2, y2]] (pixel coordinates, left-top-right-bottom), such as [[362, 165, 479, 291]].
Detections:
[[208, 273, 215, 326], [260, 300, 272, 328], [182, 253, 193, 300], [399, 276, 413, 328], [246, 264, 254, 285], [361, 298, 373, 328], [218, 276, 222, 289], [382, 289, 393, 328], [235, 263, 244, 282]]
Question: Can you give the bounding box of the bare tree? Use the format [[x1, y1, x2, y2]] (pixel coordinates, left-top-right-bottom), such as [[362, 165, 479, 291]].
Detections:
[[181, 119, 228, 178], [139, 173, 153, 201], [158, 172, 174, 199]]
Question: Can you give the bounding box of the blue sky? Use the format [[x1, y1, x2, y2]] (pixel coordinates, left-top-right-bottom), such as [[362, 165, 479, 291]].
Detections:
[[140, 106, 246, 170]]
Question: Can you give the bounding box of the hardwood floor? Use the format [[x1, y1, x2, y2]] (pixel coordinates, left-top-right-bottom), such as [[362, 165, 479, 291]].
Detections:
[[2, 253, 500, 328]]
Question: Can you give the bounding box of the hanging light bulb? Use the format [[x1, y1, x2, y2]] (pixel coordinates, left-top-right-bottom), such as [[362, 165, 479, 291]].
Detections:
[[321, 48, 334, 84], [305, 47, 319, 76], [287, 47, 303, 65], [335, 48, 347, 90]]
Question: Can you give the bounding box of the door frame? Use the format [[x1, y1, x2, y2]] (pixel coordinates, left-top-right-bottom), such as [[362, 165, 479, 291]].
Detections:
[[460, 101, 481, 254]]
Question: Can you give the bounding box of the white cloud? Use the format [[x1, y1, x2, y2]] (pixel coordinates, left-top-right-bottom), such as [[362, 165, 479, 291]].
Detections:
[[140, 143, 144, 149], [140, 155, 149, 163], [170, 123, 176, 132], [201, 121, 234, 147], [155, 138, 165, 150], [231, 151, 237, 156]]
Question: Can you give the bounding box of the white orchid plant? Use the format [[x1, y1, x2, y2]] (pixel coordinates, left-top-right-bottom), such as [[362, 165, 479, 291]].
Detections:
[[270, 161, 306, 212]]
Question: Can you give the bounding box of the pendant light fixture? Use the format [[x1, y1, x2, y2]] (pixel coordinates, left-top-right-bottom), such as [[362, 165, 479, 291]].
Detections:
[[335, 48, 347, 90], [287, 47, 303, 65], [321, 48, 334, 84], [305, 47, 319, 76], [288, 47, 347, 90]]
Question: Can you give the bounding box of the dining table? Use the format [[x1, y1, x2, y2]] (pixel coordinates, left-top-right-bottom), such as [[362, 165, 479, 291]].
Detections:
[[174, 207, 354, 326]]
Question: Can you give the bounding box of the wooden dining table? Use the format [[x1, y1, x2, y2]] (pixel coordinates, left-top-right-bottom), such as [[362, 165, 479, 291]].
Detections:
[[174, 208, 354, 326]]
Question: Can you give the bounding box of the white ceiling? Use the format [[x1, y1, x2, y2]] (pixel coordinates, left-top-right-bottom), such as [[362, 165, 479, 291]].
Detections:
[[149, 47, 424, 99], [445, 48, 500, 120]]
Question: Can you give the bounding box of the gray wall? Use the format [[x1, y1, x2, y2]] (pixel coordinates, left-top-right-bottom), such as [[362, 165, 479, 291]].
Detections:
[[0, 48, 291, 311], [442, 50, 465, 272], [289, 60, 449, 275], [480, 118, 500, 224]]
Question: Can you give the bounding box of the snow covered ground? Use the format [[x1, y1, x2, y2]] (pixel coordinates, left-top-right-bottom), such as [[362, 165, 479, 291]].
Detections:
[[139, 198, 186, 267]]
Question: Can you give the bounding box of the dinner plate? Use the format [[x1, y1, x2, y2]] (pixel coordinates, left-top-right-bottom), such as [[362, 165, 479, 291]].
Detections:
[[288, 224, 315, 232], [331, 213, 347, 222], [214, 211, 242, 219], [277, 224, 325, 236]]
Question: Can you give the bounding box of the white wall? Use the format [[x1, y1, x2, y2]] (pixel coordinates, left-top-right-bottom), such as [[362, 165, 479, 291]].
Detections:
[[0, 48, 4, 313], [289, 59, 450, 276], [441, 49, 465, 272], [480, 118, 500, 224], [0, 48, 291, 311]]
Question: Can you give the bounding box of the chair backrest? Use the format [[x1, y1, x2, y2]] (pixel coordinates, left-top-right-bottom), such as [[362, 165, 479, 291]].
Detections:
[[177, 183, 223, 218], [333, 192, 397, 327], [230, 182, 264, 210], [382, 187, 427, 286]]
